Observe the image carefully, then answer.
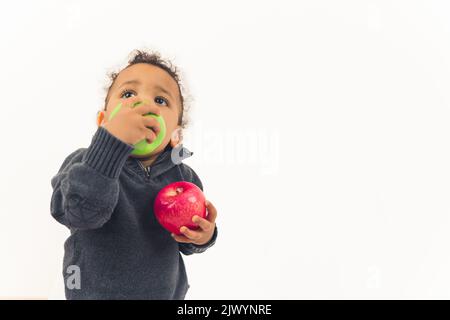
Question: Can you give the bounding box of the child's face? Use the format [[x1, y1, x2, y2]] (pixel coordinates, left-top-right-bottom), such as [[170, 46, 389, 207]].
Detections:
[[104, 63, 182, 158]]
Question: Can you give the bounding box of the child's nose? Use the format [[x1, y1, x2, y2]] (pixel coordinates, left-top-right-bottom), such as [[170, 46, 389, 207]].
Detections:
[[132, 98, 153, 108]]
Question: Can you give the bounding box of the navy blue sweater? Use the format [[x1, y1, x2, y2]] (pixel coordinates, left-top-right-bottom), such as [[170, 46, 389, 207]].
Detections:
[[50, 126, 218, 299]]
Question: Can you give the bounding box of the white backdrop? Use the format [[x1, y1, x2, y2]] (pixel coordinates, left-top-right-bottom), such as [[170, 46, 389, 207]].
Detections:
[[1, 0, 450, 299]]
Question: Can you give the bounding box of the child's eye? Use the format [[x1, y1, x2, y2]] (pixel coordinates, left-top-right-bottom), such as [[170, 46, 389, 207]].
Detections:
[[120, 89, 136, 99], [155, 96, 169, 106], [120, 89, 168, 107]]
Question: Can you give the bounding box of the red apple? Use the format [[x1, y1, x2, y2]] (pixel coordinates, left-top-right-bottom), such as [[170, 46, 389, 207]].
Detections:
[[154, 181, 206, 235]]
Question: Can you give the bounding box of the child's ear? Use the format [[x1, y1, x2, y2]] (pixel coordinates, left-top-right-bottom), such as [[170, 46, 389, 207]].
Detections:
[[170, 126, 183, 148], [96, 111, 105, 127]]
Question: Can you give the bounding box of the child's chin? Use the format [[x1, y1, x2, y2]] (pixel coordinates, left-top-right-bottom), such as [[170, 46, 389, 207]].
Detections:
[[129, 152, 156, 160]]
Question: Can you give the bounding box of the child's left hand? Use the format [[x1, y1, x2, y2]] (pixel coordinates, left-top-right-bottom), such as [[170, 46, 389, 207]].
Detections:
[[171, 200, 217, 245]]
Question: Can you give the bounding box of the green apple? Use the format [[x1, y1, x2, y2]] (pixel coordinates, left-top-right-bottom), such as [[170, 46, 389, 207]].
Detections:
[[108, 100, 166, 156]]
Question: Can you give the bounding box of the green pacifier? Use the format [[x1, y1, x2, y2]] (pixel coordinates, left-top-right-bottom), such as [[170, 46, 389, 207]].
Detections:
[[108, 100, 166, 156]]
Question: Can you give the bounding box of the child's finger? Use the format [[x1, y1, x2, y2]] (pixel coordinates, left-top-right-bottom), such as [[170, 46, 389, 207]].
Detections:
[[145, 129, 156, 144], [171, 233, 193, 243], [180, 226, 202, 241], [192, 215, 213, 232], [205, 200, 217, 223], [142, 116, 160, 134]]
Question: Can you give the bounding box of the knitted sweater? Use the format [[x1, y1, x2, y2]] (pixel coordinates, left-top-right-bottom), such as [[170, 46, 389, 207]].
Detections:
[[50, 126, 217, 299]]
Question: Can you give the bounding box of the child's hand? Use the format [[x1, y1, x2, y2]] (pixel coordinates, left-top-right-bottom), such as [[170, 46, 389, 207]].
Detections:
[[102, 97, 162, 145], [172, 200, 217, 245]]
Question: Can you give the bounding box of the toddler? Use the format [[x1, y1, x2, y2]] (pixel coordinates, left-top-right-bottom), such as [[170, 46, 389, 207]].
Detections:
[[50, 49, 218, 299]]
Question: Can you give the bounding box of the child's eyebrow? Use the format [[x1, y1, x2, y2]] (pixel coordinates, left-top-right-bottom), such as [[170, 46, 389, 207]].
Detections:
[[118, 79, 174, 100]]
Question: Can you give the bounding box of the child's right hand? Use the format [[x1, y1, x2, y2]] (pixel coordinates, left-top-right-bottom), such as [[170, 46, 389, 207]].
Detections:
[[101, 97, 161, 145]]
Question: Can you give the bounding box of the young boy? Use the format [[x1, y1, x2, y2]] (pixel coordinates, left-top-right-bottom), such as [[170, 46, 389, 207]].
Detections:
[[50, 50, 218, 299]]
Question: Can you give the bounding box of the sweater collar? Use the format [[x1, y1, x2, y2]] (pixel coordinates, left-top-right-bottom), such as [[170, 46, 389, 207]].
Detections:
[[126, 144, 194, 179]]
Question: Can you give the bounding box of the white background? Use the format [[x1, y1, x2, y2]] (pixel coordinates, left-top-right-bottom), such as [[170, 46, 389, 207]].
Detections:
[[0, 0, 449, 299]]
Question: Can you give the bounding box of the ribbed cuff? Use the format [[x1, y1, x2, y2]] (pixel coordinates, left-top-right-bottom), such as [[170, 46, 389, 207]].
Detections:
[[82, 126, 134, 179]]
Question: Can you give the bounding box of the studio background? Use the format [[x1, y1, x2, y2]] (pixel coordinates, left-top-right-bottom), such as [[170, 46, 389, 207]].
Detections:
[[0, 0, 449, 299]]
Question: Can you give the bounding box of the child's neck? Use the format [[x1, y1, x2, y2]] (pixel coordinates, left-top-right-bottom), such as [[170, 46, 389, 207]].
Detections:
[[138, 152, 160, 167], [135, 143, 172, 168]]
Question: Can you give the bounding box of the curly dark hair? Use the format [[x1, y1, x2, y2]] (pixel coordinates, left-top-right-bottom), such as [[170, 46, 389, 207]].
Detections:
[[103, 49, 190, 129]]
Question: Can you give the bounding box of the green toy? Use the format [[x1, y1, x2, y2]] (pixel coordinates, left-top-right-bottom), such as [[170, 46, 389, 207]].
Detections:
[[108, 100, 166, 156]]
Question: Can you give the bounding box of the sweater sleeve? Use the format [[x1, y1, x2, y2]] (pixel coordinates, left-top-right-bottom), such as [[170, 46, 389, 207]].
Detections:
[[50, 126, 134, 230], [178, 164, 218, 255]]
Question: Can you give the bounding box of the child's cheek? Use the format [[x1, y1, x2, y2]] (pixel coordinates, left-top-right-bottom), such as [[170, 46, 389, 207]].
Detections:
[[161, 111, 179, 141]]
